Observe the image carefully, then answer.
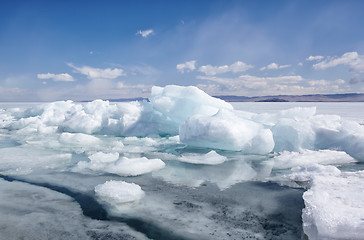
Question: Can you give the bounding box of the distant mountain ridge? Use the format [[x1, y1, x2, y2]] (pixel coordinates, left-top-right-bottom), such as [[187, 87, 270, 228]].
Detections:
[[213, 93, 364, 102], [94, 93, 364, 102]]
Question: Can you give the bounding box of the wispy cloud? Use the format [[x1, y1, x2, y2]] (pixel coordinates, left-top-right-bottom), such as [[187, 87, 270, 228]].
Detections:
[[136, 29, 154, 38], [176, 60, 196, 73], [68, 63, 125, 80], [306, 55, 324, 61], [199, 61, 253, 75], [37, 73, 75, 82], [313, 52, 364, 72], [260, 63, 291, 71]]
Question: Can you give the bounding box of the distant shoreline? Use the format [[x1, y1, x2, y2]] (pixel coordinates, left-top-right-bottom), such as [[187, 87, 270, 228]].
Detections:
[[213, 93, 364, 102], [104, 93, 364, 103]]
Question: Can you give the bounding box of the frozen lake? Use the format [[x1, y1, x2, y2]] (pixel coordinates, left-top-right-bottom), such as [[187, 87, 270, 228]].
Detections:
[[0, 86, 363, 240], [232, 102, 364, 123]]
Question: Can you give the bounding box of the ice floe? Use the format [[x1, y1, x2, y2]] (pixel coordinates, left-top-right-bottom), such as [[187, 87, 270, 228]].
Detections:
[[95, 180, 145, 213]]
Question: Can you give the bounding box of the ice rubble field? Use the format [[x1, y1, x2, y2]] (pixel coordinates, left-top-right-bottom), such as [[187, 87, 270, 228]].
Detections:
[[0, 85, 364, 239]]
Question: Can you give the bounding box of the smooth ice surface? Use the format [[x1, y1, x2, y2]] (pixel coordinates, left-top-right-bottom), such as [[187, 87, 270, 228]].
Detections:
[[95, 180, 145, 213], [272, 149, 357, 169], [303, 170, 364, 240]]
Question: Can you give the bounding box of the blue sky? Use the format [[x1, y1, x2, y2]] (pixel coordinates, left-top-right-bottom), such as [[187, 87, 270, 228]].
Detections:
[[1, 0, 364, 101]]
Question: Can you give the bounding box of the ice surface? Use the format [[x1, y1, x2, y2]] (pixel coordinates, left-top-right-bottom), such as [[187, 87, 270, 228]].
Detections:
[[286, 164, 342, 183], [95, 180, 145, 213], [153, 159, 263, 190], [0, 145, 72, 175], [0, 179, 147, 240], [1, 85, 364, 239], [272, 149, 357, 169], [302, 170, 364, 240]]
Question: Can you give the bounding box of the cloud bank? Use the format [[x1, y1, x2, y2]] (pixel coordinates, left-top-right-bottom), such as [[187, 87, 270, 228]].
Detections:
[[313, 52, 364, 72], [199, 61, 254, 75], [37, 73, 74, 82]]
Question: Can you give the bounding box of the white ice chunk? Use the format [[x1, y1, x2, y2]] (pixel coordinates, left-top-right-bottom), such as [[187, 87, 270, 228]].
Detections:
[[95, 180, 145, 212], [88, 152, 120, 163], [59, 132, 101, 145], [179, 109, 274, 153], [272, 149, 357, 169], [149, 85, 233, 124], [272, 118, 315, 152], [76, 153, 165, 176], [303, 170, 364, 240], [178, 151, 227, 165], [316, 120, 364, 161], [106, 157, 165, 176]]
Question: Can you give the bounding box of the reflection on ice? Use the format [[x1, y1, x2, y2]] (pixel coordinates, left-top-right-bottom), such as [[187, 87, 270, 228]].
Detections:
[[153, 156, 272, 190]]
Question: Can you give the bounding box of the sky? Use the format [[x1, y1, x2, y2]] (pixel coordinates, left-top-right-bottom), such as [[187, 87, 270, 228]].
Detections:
[[1, 0, 364, 101]]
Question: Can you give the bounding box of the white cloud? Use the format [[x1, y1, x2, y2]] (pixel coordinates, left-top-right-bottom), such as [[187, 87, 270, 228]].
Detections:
[[195, 73, 349, 96], [298, 62, 303, 66], [37, 73, 75, 82], [260, 62, 291, 71], [197, 74, 303, 90], [176, 60, 196, 73], [306, 55, 324, 61], [198, 61, 253, 75], [68, 63, 125, 80], [136, 29, 154, 38], [308, 80, 329, 87], [313, 52, 364, 72]]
